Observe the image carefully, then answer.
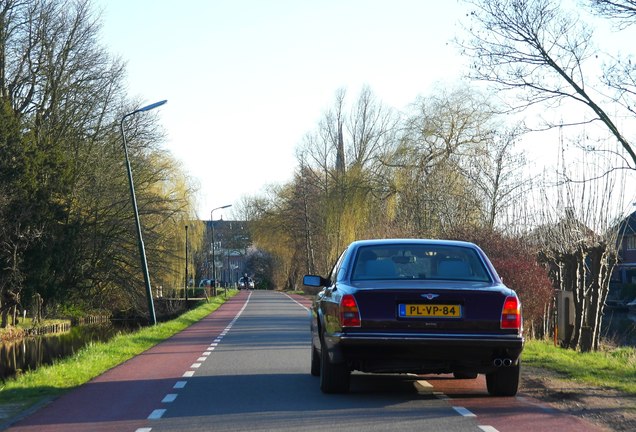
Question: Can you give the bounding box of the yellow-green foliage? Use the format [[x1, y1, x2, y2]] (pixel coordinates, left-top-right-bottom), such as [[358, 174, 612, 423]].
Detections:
[[144, 152, 203, 289]]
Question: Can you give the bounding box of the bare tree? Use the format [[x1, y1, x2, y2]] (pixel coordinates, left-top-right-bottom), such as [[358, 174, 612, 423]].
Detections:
[[589, 0, 636, 26], [462, 0, 636, 170], [463, 127, 534, 230]]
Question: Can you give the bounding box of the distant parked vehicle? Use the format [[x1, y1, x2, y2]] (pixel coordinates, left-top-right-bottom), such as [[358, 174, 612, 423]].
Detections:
[[304, 238, 524, 396]]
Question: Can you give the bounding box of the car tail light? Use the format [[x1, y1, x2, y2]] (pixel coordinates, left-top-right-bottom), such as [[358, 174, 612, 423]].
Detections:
[[501, 296, 521, 330], [340, 294, 361, 327]]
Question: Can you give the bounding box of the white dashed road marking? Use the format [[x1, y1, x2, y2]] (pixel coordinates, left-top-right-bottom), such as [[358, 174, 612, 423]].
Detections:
[[145, 292, 253, 427], [173, 381, 187, 389], [162, 394, 177, 403], [453, 406, 476, 417], [148, 409, 166, 420], [478, 426, 500, 432]]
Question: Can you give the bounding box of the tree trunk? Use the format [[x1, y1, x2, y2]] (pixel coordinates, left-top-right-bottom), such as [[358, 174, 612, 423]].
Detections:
[[0, 309, 7, 328]]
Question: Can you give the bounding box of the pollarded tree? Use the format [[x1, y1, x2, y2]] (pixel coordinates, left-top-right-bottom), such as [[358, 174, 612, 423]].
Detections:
[[530, 145, 626, 351]]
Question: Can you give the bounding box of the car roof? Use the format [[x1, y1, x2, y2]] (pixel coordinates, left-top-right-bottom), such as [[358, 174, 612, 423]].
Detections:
[[348, 238, 480, 249]]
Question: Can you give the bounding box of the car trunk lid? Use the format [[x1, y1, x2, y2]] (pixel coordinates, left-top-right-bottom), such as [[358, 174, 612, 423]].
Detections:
[[350, 281, 515, 333]]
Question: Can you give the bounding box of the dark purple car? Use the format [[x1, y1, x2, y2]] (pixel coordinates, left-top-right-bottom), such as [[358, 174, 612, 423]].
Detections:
[[304, 239, 524, 396]]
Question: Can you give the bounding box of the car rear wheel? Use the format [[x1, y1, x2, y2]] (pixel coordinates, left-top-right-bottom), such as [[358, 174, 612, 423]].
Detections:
[[319, 339, 350, 393], [486, 360, 520, 396], [310, 342, 320, 377]]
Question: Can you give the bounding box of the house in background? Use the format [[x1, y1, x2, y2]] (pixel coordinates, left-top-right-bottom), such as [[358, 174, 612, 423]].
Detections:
[[199, 219, 251, 287]]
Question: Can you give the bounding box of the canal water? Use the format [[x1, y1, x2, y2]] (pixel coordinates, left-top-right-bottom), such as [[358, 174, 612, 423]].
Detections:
[[0, 322, 141, 382]]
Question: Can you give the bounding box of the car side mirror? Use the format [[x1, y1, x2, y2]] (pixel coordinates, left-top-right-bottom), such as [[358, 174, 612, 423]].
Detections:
[[303, 274, 328, 287]]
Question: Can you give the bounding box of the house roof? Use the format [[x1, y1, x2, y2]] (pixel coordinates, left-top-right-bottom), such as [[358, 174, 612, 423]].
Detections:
[[618, 211, 636, 235], [528, 212, 596, 248]]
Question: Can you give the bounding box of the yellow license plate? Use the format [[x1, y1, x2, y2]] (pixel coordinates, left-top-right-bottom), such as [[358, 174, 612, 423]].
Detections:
[[399, 304, 462, 318]]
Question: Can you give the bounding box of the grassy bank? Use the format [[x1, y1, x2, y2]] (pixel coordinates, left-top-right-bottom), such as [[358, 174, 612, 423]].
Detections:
[[0, 291, 238, 408], [523, 339, 636, 394]]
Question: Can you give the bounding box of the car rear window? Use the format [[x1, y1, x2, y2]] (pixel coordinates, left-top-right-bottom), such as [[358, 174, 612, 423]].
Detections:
[[351, 244, 491, 282]]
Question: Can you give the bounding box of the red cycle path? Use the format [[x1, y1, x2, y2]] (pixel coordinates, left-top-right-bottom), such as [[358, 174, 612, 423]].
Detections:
[[6, 291, 251, 432]]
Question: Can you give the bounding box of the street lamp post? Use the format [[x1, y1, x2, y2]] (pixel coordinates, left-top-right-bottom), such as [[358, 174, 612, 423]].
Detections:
[[120, 99, 167, 325], [211, 204, 232, 296], [185, 225, 189, 302]]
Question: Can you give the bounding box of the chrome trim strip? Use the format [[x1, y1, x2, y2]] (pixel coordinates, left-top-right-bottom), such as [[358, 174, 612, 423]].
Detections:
[[336, 332, 523, 341]]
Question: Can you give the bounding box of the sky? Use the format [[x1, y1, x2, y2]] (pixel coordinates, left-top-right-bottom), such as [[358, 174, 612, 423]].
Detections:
[[94, 0, 472, 219], [93, 0, 636, 222]]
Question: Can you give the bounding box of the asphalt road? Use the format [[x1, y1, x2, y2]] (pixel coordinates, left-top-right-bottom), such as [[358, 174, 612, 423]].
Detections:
[[5, 290, 605, 432]]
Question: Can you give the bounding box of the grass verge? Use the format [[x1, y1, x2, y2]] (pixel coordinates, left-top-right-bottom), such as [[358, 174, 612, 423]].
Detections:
[[523, 339, 636, 394], [0, 291, 238, 408]]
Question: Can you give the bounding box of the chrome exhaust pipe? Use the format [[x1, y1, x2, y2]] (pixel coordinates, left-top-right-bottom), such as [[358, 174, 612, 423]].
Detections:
[[493, 358, 503, 367], [503, 358, 513, 367]]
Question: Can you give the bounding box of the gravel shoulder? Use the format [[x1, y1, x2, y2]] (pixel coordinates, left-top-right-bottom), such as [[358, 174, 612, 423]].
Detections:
[[520, 366, 636, 431]]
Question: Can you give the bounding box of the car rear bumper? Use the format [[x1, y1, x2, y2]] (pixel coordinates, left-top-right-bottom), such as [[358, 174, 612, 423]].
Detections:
[[324, 332, 524, 374]]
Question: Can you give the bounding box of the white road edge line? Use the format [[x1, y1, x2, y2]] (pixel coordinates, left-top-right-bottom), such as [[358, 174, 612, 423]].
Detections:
[[148, 409, 166, 420], [281, 292, 309, 311], [478, 426, 500, 432], [197, 357, 207, 362], [453, 406, 476, 417], [183, 371, 194, 377]]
